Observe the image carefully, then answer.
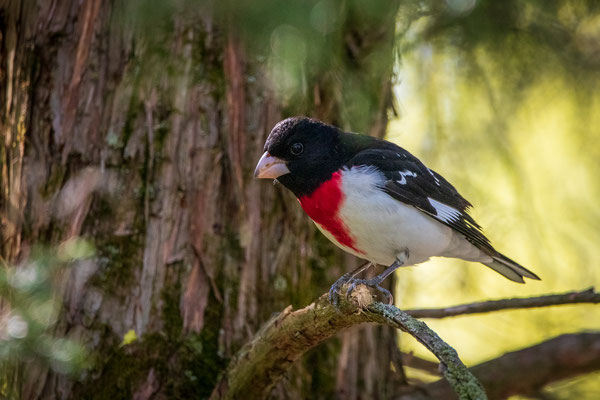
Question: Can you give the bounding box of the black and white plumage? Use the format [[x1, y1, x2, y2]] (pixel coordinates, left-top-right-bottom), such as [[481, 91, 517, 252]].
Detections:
[[254, 117, 540, 300], [344, 146, 538, 282]]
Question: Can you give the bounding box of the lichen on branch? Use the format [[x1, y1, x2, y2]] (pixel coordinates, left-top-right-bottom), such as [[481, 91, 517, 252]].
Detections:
[[210, 286, 486, 400], [210, 286, 600, 400]]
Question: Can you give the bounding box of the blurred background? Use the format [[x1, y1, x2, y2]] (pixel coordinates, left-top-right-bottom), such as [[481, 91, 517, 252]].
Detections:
[[390, 3, 600, 394], [1, 0, 599, 399]]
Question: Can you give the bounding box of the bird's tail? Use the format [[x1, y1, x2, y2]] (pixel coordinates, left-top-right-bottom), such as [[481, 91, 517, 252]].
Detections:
[[483, 253, 541, 283]]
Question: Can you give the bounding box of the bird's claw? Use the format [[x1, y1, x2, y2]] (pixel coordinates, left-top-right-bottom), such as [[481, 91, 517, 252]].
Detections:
[[328, 272, 353, 308], [328, 276, 394, 309]]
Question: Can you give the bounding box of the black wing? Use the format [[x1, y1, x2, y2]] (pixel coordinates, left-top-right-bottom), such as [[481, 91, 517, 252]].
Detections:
[[344, 146, 496, 255]]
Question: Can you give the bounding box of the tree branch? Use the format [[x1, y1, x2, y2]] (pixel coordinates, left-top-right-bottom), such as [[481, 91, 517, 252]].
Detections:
[[209, 287, 600, 400], [364, 302, 485, 400], [210, 287, 485, 400], [406, 288, 600, 319], [400, 332, 600, 399]]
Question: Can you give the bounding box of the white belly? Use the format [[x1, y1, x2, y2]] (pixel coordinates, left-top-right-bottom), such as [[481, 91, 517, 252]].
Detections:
[[320, 166, 455, 266]]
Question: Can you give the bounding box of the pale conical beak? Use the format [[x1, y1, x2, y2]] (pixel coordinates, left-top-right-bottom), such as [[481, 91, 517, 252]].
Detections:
[[254, 152, 290, 179]]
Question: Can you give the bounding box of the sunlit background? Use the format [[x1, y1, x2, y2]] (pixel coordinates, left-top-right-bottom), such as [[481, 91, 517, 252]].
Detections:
[[389, 1, 600, 397]]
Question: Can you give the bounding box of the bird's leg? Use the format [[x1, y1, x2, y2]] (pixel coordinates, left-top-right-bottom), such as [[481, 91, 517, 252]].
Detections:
[[346, 250, 409, 304], [328, 261, 373, 307]]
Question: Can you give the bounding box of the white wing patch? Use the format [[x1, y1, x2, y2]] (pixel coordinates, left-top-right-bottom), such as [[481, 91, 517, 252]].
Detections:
[[427, 168, 440, 186], [428, 198, 461, 222], [396, 170, 417, 185]]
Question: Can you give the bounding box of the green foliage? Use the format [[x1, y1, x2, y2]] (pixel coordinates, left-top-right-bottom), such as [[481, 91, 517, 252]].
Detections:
[[0, 239, 94, 398], [398, 0, 600, 80], [114, 0, 397, 132]]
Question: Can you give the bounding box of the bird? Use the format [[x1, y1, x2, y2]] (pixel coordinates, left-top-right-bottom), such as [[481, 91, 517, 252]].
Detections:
[[254, 117, 540, 304]]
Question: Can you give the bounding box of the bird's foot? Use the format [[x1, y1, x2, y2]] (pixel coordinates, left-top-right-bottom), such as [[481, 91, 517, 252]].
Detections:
[[328, 262, 373, 309], [328, 272, 354, 308], [339, 252, 407, 305], [346, 278, 394, 305], [328, 274, 394, 309]]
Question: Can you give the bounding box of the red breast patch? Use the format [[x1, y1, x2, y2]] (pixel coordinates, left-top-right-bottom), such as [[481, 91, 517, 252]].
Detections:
[[298, 171, 363, 254]]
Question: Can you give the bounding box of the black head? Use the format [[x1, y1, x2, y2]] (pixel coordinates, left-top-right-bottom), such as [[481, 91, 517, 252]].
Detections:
[[255, 117, 346, 197]]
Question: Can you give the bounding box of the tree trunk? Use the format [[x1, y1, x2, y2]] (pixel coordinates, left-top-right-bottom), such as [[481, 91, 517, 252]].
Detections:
[[0, 0, 399, 398]]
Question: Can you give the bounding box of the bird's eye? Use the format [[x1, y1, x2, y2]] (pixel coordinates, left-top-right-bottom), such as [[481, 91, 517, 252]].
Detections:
[[290, 142, 303, 156]]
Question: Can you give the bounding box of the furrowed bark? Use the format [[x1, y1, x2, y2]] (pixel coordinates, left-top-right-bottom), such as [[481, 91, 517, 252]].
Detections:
[[0, 1, 400, 398]]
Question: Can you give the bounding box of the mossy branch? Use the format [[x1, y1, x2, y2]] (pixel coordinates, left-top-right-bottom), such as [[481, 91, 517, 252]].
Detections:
[[364, 302, 485, 399], [209, 286, 486, 400], [209, 287, 600, 400]]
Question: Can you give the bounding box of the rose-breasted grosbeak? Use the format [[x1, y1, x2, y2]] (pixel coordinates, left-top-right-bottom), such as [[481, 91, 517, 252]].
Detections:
[[255, 117, 540, 303]]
